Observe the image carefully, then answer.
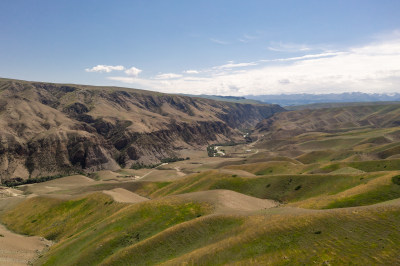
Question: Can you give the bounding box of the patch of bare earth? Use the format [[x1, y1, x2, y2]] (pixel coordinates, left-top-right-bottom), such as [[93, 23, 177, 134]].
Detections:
[[103, 188, 149, 203], [0, 224, 52, 266], [175, 189, 279, 214]]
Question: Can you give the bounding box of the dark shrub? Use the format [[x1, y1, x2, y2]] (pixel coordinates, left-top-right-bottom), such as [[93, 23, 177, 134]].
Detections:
[[392, 175, 400, 185]]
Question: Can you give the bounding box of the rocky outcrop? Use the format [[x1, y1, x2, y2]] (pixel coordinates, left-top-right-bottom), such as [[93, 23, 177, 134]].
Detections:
[[0, 78, 284, 181]]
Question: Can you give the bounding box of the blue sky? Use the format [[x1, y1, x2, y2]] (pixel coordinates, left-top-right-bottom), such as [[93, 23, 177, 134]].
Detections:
[[1, 0, 400, 95]]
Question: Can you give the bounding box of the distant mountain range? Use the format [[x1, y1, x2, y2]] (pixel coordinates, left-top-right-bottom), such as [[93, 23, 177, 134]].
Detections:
[[245, 92, 400, 106]]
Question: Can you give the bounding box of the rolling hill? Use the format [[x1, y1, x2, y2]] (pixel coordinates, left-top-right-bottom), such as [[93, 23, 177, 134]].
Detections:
[[255, 104, 400, 140]]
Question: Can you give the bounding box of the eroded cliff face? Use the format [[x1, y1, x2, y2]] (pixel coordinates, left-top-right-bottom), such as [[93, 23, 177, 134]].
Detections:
[[0, 78, 284, 181]]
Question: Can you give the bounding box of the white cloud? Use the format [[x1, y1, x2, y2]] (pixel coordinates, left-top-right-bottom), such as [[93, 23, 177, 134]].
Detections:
[[184, 70, 200, 74], [279, 79, 290, 84], [107, 34, 400, 96], [155, 73, 183, 79], [85, 65, 125, 73], [261, 52, 345, 63], [125, 66, 142, 77], [215, 61, 258, 69]]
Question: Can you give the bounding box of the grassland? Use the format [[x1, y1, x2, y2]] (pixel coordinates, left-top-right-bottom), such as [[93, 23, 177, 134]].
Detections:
[[159, 204, 400, 265], [2, 193, 212, 265], [2, 190, 400, 265], [145, 170, 400, 208]]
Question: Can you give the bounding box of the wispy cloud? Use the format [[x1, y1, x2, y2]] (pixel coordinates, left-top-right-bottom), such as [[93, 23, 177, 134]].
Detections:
[[261, 52, 345, 63], [267, 42, 318, 53], [125, 66, 142, 77], [102, 33, 400, 96], [239, 34, 258, 43], [85, 65, 125, 73], [155, 73, 182, 79], [210, 38, 229, 45], [215, 61, 258, 69], [184, 70, 200, 74]]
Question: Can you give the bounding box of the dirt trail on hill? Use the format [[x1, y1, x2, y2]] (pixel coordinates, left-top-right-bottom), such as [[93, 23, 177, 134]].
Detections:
[[103, 188, 149, 203], [0, 224, 51, 266], [174, 167, 186, 177], [175, 189, 279, 213]]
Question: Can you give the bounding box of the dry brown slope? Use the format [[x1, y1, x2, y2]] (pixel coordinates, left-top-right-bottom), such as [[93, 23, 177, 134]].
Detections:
[[0, 78, 284, 182], [256, 104, 400, 137], [0, 224, 51, 266], [175, 189, 279, 213], [102, 188, 148, 203]]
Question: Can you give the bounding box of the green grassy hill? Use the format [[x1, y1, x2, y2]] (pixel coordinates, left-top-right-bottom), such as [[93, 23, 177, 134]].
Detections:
[[2, 191, 400, 265], [145, 170, 400, 208], [2, 193, 212, 265]]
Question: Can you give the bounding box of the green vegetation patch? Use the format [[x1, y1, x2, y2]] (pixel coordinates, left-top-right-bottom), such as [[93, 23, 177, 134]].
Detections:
[[53, 181, 172, 199], [377, 145, 400, 159], [348, 159, 400, 172], [3, 190, 400, 265], [102, 215, 244, 265], [163, 206, 400, 265], [299, 138, 363, 151], [2, 193, 212, 265], [131, 157, 189, 169], [324, 185, 400, 209], [1, 193, 125, 241], [224, 161, 308, 176], [296, 150, 358, 164], [320, 159, 400, 173], [150, 171, 220, 198], [207, 145, 218, 157], [130, 162, 161, 170], [3, 174, 69, 187], [392, 175, 400, 185], [41, 199, 210, 265], [151, 171, 381, 204], [324, 175, 400, 208], [210, 174, 379, 203], [329, 167, 365, 175], [296, 150, 334, 164]]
